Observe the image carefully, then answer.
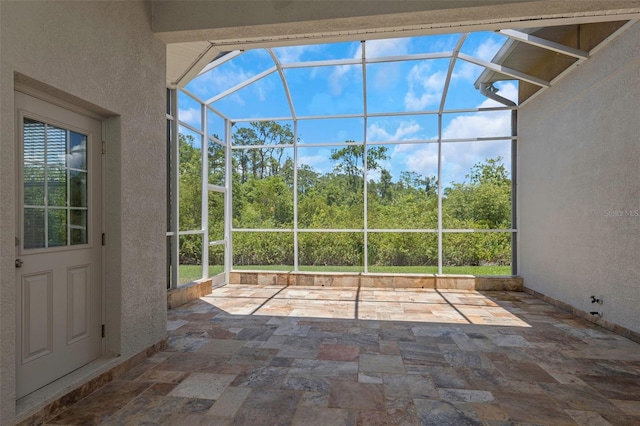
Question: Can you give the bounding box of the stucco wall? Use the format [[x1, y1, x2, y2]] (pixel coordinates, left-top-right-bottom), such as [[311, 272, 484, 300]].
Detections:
[[518, 23, 640, 334], [152, 0, 640, 44], [0, 1, 166, 421]]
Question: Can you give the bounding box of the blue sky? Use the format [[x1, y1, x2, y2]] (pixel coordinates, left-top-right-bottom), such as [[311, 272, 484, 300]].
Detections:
[[181, 32, 517, 187]]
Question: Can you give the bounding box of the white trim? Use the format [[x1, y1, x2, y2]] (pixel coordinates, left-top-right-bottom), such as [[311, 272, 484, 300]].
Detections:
[[267, 48, 297, 120], [498, 29, 589, 59], [198, 50, 243, 76], [206, 104, 230, 121], [283, 58, 361, 69], [177, 121, 205, 136], [439, 34, 468, 113], [180, 88, 207, 105], [206, 67, 277, 104], [14, 83, 107, 121], [230, 106, 514, 123], [459, 53, 550, 88], [178, 229, 204, 235]]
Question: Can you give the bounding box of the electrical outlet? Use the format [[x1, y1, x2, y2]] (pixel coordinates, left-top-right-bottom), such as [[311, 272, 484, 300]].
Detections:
[[590, 295, 604, 305]]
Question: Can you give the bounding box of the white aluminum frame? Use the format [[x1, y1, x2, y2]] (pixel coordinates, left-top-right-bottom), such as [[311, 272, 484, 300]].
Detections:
[[168, 20, 637, 285], [171, 33, 529, 284]]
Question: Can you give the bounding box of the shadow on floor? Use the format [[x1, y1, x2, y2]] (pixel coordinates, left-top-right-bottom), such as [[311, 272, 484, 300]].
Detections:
[[46, 286, 640, 425]]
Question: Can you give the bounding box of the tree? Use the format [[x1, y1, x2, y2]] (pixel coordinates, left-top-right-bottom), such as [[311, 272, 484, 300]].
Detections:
[[178, 121, 511, 270], [330, 144, 389, 189], [443, 156, 511, 229], [378, 169, 393, 202], [208, 136, 225, 185], [178, 133, 203, 263], [232, 121, 294, 182]]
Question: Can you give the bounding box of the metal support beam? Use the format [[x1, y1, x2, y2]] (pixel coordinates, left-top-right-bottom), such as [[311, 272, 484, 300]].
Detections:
[[519, 19, 638, 108], [201, 100, 209, 280], [170, 89, 180, 289], [439, 34, 468, 113], [224, 119, 233, 282], [198, 50, 243, 76], [267, 48, 297, 120], [511, 110, 518, 276], [362, 41, 368, 274], [437, 113, 443, 276], [293, 120, 299, 272], [461, 53, 550, 88], [206, 66, 277, 104], [499, 29, 589, 59]]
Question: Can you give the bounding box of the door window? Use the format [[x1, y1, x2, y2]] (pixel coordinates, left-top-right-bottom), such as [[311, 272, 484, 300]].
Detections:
[[23, 117, 89, 249]]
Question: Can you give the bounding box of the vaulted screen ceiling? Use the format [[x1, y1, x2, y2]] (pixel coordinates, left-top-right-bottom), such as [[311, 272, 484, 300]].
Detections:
[[169, 19, 637, 116]]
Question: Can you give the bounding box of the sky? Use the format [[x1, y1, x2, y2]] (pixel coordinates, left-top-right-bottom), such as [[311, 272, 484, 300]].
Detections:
[[181, 32, 517, 187]]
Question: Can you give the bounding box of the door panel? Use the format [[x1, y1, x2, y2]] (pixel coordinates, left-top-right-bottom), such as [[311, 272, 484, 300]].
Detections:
[[67, 265, 91, 344], [21, 271, 53, 362], [15, 92, 103, 398]]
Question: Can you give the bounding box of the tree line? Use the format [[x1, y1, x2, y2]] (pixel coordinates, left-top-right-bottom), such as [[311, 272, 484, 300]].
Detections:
[[177, 121, 511, 269]]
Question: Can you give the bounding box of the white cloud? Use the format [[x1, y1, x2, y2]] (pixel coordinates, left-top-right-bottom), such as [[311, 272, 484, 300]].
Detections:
[[190, 63, 255, 108], [328, 65, 353, 96], [358, 38, 410, 58], [475, 37, 502, 62], [329, 38, 410, 96], [404, 62, 445, 111], [441, 82, 517, 140], [199, 64, 252, 92], [275, 45, 320, 63], [391, 81, 516, 183], [451, 62, 477, 82], [67, 140, 87, 170], [405, 145, 439, 174], [441, 139, 511, 184], [434, 82, 515, 183], [442, 111, 510, 140], [299, 153, 333, 174], [178, 107, 201, 126], [368, 120, 422, 142]]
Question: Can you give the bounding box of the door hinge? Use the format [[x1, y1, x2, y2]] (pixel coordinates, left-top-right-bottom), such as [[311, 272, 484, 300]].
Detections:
[[102, 233, 106, 246], [101, 324, 105, 338], [102, 141, 106, 154]]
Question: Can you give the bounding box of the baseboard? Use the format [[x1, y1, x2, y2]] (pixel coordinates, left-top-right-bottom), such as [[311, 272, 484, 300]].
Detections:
[[524, 287, 640, 344], [15, 339, 167, 425]]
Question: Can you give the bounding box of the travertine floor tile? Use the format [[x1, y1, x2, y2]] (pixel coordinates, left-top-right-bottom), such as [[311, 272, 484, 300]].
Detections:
[[168, 373, 235, 399], [45, 285, 640, 426]]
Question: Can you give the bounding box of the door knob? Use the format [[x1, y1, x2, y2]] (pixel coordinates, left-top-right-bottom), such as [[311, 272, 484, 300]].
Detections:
[[15, 258, 23, 268]]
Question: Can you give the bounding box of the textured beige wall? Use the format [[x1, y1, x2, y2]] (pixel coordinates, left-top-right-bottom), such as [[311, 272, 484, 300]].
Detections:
[[0, 1, 166, 422], [518, 23, 640, 334]]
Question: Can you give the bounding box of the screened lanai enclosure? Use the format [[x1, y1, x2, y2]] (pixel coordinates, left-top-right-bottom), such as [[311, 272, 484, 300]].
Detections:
[[165, 23, 629, 288]]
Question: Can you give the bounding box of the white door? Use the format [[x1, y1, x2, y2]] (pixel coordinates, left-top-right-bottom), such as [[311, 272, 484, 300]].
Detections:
[[15, 92, 103, 398]]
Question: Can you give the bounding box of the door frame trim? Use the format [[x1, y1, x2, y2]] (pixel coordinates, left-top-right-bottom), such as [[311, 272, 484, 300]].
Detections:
[[14, 89, 108, 397]]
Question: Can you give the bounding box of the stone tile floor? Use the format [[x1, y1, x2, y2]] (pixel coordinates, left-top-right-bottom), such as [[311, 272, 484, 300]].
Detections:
[[46, 285, 640, 425]]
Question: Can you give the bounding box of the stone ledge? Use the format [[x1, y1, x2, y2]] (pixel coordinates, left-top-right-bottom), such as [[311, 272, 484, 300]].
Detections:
[[229, 271, 522, 291], [167, 278, 213, 309]]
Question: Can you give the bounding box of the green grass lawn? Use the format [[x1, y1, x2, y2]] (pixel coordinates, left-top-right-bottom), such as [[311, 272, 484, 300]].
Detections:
[[179, 263, 511, 284], [178, 265, 224, 285]]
